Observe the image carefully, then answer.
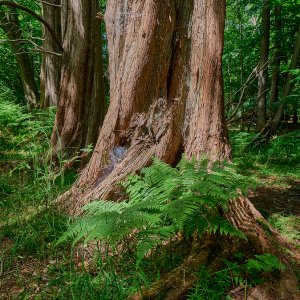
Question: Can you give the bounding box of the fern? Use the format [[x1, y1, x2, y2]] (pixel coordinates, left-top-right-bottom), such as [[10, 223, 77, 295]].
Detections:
[[58, 158, 253, 263], [245, 254, 285, 273]]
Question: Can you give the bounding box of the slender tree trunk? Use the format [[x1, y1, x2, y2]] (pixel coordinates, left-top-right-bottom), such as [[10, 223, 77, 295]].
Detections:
[[40, 0, 61, 108], [256, 0, 270, 132], [51, 0, 106, 157], [270, 25, 300, 134], [239, 9, 245, 129], [0, 8, 39, 108], [292, 102, 298, 125], [270, 5, 281, 113]]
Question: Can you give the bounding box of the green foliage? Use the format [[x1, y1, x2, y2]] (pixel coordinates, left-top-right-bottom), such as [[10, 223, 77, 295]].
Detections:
[[245, 253, 285, 273], [0, 97, 31, 128], [265, 130, 300, 164], [189, 253, 285, 299], [231, 130, 300, 180], [188, 267, 232, 300], [231, 129, 300, 165], [269, 214, 300, 246], [1, 209, 69, 257], [59, 158, 250, 263], [0, 98, 56, 158]]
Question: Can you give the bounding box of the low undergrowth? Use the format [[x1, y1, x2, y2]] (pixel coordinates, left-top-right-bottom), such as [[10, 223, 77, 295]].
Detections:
[[189, 253, 285, 300], [0, 101, 299, 299], [231, 130, 300, 181], [59, 158, 251, 265]]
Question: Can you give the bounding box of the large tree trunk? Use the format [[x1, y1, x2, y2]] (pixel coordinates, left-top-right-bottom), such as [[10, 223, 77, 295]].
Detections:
[[185, 0, 230, 161], [51, 0, 106, 157], [270, 25, 300, 134], [256, 0, 270, 132], [0, 8, 39, 108], [60, 0, 194, 212], [40, 0, 61, 108], [57, 1, 299, 298], [269, 5, 281, 113], [58, 0, 230, 214]]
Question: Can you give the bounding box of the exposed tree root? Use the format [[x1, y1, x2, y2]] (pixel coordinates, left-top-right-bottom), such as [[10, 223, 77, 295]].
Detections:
[[129, 197, 300, 300], [129, 235, 215, 300], [226, 196, 300, 264]]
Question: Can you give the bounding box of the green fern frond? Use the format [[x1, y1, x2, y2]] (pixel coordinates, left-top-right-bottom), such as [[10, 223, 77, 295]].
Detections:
[[59, 157, 253, 262], [245, 254, 285, 273], [207, 216, 247, 240]]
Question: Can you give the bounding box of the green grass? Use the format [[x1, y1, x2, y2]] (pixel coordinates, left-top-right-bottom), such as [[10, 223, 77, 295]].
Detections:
[[231, 130, 300, 183], [1, 100, 299, 299], [269, 214, 300, 247]]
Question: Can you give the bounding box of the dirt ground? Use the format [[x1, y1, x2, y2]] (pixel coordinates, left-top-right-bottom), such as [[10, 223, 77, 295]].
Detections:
[[249, 180, 300, 216]]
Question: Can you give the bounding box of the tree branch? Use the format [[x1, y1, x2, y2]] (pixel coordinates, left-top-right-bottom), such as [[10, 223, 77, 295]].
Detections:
[[36, 0, 61, 8], [226, 65, 259, 123], [226, 58, 272, 124], [0, 1, 63, 51], [0, 37, 62, 56]]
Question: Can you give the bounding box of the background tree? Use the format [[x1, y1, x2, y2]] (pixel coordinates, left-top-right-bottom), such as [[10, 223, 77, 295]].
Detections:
[[270, 25, 300, 133], [40, 0, 61, 108], [51, 0, 106, 157], [224, 0, 299, 133], [269, 5, 282, 111], [256, 0, 270, 132], [0, 7, 39, 108]]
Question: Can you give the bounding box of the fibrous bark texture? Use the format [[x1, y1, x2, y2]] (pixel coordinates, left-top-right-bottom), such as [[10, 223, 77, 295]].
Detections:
[[185, 0, 230, 160], [51, 0, 106, 156], [59, 0, 230, 214], [129, 196, 300, 300], [0, 8, 39, 108], [57, 1, 299, 298], [40, 0, 61, 108]]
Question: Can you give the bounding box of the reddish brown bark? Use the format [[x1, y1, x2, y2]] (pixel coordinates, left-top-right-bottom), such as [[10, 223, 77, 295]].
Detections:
[[60, 0, 193, 211], [185, 0, 231, 161], [56, 1, 299, 298], [40, 0, 61, 108], [58, 0, 230, 214], [51, 0, 106, 157]]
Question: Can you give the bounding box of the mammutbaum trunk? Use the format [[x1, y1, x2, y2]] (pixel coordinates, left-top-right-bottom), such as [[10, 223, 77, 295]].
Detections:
[[51, 0, 106, 157], [57, 1, 300, 298], [60, 0, 230, 213]]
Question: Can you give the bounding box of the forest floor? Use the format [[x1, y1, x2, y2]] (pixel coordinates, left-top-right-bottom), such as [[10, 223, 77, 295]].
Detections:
[[0, 176, 299, 299], [0, 106, 300, 299]]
